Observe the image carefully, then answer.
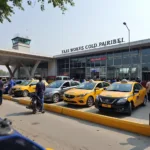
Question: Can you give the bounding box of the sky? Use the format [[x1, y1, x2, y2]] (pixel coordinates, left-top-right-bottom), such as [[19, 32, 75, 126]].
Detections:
[[0, 0, 150, 70]]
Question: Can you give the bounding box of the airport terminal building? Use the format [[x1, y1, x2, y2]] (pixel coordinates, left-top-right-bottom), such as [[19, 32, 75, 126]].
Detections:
[[54, 38, 150, 81]]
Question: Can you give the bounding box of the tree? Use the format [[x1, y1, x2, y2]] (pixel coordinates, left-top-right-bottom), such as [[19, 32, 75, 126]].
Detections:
[[0, 69, 9, 76], [0, 0, 75, 23]]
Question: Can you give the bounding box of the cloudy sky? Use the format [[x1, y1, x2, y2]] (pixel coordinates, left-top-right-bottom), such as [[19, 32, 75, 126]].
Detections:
[[0, 0, 150, 70]]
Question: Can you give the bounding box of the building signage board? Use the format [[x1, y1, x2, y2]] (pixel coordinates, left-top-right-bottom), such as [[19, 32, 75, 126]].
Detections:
[[62, 38, 124, 54]]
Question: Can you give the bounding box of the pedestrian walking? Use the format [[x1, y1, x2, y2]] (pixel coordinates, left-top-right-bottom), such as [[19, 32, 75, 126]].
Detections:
[[36, 77, 45, 113], [0, 78, 4, 105]]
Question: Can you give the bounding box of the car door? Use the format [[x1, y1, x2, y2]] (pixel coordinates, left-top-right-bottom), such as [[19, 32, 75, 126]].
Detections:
[[94, 83, 103, 98], [60, 82, 70, 96], [133, 84, 142, 107], [136, 83, 145, 105]]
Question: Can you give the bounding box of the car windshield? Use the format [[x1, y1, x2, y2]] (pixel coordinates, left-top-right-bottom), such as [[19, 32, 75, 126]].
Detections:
[[20, 80, 31, 86], [47, 80, 64, 88], [76, 82, 96, 90], [106, 83, 132, 92]]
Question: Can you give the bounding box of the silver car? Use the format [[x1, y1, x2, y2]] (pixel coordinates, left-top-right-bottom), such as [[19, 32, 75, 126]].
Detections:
[[44, 80, 80, 103]]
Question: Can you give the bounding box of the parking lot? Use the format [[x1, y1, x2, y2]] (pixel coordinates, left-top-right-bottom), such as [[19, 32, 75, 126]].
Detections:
[[11, 96, 150, 125]]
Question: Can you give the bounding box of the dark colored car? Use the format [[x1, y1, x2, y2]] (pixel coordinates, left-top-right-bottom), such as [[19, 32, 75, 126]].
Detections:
[[44, 80, 80, 103]]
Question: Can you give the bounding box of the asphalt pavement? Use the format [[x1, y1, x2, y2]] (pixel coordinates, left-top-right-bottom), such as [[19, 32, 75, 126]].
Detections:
[[0, 100, 150, 150]]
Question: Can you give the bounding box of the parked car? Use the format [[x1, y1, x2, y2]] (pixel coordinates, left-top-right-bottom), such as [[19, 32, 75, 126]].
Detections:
[[0, 118, 53, 150], [95, 79, 147, 115], [12, 79, 48, 97], [63, 80, 110, 107], [44, 80, 80, 103], [55, 76, 70, 80]]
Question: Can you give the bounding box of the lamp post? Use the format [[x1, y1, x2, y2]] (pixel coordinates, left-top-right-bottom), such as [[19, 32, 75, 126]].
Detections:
[[123, 22, 131, 80]]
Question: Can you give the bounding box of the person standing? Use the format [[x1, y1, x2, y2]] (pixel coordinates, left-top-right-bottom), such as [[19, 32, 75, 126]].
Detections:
[[146, 80, 150, 101], [36, 77, 45, 113], [8, 78, 15, 95], [0, 78, 4, 105]]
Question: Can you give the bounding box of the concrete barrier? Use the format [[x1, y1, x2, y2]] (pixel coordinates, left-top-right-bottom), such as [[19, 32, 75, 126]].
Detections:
[[18, 99, 31, 106], [44, 104, 63, 114], [62, 107, 150, 137], [3, 95, 12, 100], [4, 97, 150, 137]]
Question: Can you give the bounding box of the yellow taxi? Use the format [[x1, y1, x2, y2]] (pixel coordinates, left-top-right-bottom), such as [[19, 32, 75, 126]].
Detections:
[[63, 80, 110, 107], [12, 79, 48, 97], [95, 79, 147, 115]]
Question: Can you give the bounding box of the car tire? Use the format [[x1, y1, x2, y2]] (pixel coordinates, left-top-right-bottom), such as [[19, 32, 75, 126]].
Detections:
[[22, 90, 29, 97], [86, 96, 94, 107], [52, 93, 60, 103], [142, 96, 148, 106], [127, 102, 132, 116]]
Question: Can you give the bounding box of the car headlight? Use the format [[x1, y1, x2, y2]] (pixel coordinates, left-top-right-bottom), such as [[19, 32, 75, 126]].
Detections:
[[77, 94, 87, 97], [116, 98, 127, 104]]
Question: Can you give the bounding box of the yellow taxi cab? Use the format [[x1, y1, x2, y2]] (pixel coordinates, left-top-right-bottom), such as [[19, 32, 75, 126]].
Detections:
[[95, 79, 147, 115], [12, 79, 48, 97], [63, 80, 110, 107]]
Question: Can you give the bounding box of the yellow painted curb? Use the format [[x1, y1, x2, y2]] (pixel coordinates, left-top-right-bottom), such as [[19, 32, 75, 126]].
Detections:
[[3, 94, 12, 100], [62, 107, 150, 137], [44, 104, 63, 114], [18, 99, 31, 106], [11, 98, 150, 137]]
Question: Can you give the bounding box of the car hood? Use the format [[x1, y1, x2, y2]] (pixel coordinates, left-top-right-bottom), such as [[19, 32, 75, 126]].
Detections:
[[100, 90, 131, 98], [65, 88, 92, 95], [12, 85, 27, 89]]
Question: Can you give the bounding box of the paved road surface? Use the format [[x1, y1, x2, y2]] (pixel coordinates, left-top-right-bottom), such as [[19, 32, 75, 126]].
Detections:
[[1, 100, 150, 150]]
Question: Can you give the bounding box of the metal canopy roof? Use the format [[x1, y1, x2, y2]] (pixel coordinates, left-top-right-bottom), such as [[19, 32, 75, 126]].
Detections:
[[54, 39, 150, 58]]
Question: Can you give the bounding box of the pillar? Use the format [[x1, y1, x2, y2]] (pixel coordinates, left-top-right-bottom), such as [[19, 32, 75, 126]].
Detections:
[[5, 64, 19, 78], [21, 60, 41, 79]]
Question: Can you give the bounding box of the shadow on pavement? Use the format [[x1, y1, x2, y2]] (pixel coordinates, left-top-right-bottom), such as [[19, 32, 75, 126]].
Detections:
[[120, 137, 150, 150], [6, 111, 34, 116]]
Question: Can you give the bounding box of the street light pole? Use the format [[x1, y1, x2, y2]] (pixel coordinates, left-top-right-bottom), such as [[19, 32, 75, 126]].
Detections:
[[123, 22, 131, 80]]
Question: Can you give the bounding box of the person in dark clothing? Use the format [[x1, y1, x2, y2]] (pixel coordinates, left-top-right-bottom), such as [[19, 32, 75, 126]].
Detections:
[[36, 77, 45, 113], [0, 78, 4, 105]]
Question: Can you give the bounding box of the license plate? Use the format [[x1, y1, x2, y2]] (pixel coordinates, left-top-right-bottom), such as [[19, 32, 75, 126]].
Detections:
[[102, 104, 111, 108]]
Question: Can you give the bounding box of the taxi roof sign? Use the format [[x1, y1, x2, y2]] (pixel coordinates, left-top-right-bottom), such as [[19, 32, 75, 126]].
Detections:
[[121, 79, 128, 83]]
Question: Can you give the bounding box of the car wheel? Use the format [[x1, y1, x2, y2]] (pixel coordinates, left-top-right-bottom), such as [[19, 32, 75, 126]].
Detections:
[[22, 90, 28, 97], [142, 96, 148, 106], [52, 94, 60, 103], [127, 102, 132, 116], [86, 96, 94, 107]]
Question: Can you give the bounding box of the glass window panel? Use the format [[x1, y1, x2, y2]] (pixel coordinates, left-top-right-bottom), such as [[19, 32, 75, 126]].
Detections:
[[114, 51, 122, 65], [65, 64, 69, 68], [142, 55, 150, 63], [142, 48, 150, 55]]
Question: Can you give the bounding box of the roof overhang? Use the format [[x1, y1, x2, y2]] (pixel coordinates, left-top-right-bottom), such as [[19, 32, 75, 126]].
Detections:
[[0, 49, 53, 66], [54, 39, 150, 58]]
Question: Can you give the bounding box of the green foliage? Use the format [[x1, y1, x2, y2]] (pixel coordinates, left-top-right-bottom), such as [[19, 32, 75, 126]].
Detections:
[[0, 70, 9, 76], [0, 0, 75, 23]]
